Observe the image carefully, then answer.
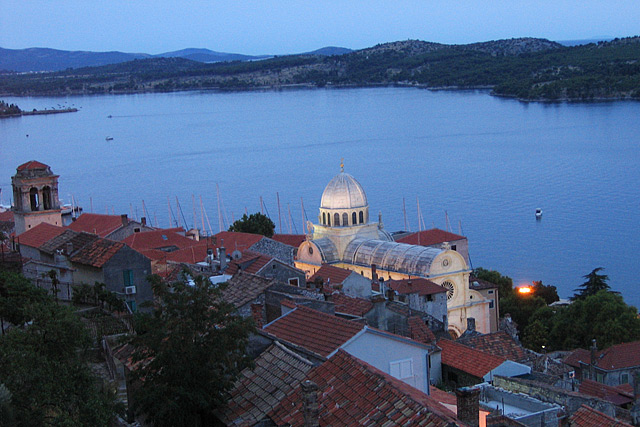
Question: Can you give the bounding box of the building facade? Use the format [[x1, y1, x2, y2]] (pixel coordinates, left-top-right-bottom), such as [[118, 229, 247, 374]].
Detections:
[[295, 167, 494, 336]]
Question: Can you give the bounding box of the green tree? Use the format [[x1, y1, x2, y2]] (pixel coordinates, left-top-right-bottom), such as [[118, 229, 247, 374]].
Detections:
[[0, 271, 48, 334], [130, 274, 255, 426], [228, 212, 275, 237], [532, 280, 560, 305], [0, 278, 117, 426], [473, 267, 513, 299], [572, 267, 612, 300]]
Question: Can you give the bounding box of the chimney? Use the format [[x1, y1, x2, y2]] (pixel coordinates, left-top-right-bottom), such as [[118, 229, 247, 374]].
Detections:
[[456, 386, 480, 426], [386, 288, 395, 301], [301, 380, 320, 427], [467, 317, 476, 333], [141, 217, 146, 226], [218, 240, 227, 271], [590, 339, 597, 380], [120, 214, 128, 227], [371, 264, 378, 282], [251, 303, 264, 329]]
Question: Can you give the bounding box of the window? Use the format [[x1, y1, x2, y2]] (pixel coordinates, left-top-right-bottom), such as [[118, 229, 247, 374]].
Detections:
[[342, 213, 348, 226], [134, 228, 141, 233], [334, 213, 340, 226], [123, 270, 134, 286], [359, 211, 364, 224], [488, 290, 494, 294], [426, 295, 433, 302], [451, 244, 457, 251], [489, 300, 494, 309], [352, 212, 357, 225], [29, 187, 39, 211], [288, 278, 300, 287], [42, 186, 52, 210], [327, 215, 330, 226], [322, 212, 326, 225], [621, 373, 629, 384], [390, 359, 413, 380], [597, 373, 604, 383]]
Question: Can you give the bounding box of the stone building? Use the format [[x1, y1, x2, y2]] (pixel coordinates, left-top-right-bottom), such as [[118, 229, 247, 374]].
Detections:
[[295, 166, 494, 337]]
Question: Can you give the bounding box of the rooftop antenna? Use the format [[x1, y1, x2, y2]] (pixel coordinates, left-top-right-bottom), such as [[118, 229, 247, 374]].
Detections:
[[277, 192, 282, 234]]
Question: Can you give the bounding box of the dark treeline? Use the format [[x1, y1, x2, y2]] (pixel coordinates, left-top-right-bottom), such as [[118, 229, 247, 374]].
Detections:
[[1, 37, 639, 101]]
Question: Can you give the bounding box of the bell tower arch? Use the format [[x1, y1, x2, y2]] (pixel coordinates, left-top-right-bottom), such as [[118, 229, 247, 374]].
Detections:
[[12, 161, 62, 235]]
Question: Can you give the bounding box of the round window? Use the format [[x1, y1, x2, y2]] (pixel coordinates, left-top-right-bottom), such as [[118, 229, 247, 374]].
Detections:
[[442, 281, 455, 300], [308, 246, 313, 255]]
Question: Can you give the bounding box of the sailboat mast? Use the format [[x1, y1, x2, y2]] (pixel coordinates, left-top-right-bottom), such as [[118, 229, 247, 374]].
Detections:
[[403, 197, 409, 232], [200, 196, 206, 236], [300, 197, 306, 234], [276, 192, 282, 234], [216, 184, 223, 233]]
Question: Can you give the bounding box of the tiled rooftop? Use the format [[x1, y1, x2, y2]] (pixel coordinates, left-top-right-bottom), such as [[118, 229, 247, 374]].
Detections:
[[225, 251, 272, 276], [469, 276, 499, 290], [17, 160, 49, 171], [456, 331, 527, 363], [271, 233, 306, 247], [395, 228, 466, 246], [221, 272, 276, 309], [408, 316, 437, 344], [16, 222, 65, 248], [263, 305, 364, 357], [269, 349, 461, 426], [0, 210, 14, 222], [438, 338, 505, 379], [67, 213, 127, 237], [568, 404, 632, 427], [389, 278, 447, 296], [308, 264, 354, 285], [579, 379, 634, 406], [122, 228, 196, 252], [565, 340, 640, 371], [216, 342, 314, 426], [213, 231, 264, 253], [39, 229, 99, 254], [330, 292, 374, 317], [69, 238, 125, 268]]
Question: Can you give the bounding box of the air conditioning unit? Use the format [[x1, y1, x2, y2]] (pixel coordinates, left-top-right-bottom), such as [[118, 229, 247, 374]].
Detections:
[[125, 286, 137, 295]]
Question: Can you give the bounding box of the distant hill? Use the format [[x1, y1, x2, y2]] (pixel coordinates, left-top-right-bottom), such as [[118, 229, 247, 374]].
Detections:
[[153, 48, 270, 63], [303, 46, 352, 56], [2, 37, 639, 101], [557, 38, 614, 46], [0, 47, 149, 72]]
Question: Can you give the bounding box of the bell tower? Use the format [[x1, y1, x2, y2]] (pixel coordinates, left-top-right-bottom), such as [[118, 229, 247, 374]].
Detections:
[[12, 160, 62, 235]]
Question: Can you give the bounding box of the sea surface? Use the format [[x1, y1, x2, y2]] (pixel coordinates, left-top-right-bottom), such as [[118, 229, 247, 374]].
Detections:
[[1, 88, 639, 307]]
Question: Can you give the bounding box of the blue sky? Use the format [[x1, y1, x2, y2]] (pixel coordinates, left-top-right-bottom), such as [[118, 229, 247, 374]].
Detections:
[[1, 1, 639, 54]]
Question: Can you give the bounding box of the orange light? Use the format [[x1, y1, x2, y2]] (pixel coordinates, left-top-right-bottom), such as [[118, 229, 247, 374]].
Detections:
[[518, 286, 532, 294]]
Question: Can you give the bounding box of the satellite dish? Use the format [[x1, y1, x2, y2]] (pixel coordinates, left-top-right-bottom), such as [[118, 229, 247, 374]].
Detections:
[[231, 250, 242, 260]]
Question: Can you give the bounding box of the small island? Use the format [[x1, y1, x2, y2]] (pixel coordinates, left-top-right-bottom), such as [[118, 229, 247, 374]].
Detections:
[[0, 99, 77, 118]]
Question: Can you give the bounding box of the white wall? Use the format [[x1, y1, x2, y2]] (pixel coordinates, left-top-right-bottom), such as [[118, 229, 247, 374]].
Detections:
[[340, 328, 430, 394]]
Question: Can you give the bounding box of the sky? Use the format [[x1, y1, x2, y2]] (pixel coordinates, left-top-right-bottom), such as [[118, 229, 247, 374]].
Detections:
[[1, 1, 639, 55]]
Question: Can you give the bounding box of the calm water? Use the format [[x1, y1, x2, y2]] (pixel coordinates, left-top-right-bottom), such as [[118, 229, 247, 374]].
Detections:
[[1, 88, 639, 307]]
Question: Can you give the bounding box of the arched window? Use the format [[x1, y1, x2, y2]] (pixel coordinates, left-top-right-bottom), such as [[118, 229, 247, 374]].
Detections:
[[342, 213, 348, 226], [322, 212, 326, 225], [42, 186, 52, 210], [334, 213, 340, 226], [352, 212, 357, 225], [359, 211, 364, 224], [327, 215, 330, 226], [29, 188, 39, 211]]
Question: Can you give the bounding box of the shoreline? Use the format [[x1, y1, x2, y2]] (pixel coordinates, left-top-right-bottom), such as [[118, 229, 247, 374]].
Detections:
[[0, 107, 78, 119]]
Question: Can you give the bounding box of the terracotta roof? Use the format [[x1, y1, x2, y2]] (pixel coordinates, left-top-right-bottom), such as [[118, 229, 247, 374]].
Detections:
[[39, 229, 99, 254], [395, 228, 466, 246], [221, 272, 276, 308], [389, 278, 447, 296], [280, 299, 297, 309], [69, 238, 125, 268], [579, 379, 634, 406], [16, 223, 65, 248], [271, 234, 306, 247], [263, 305, 364, 357], [122, 228, 198, 252], [469, 276, 499, 290], [67, 213, 127, 237], [16, 160, 49, 171], [456, 331, 528, 362], [308, 264, 354, 285], [213, 231, 264, 253], [164, 244, 210, 264], [216, 342, 314, 426], [565, 341, 640, 371], [408, 316, 437, 344], [225, 252, 265, 275], [0, 210, 14, 222], [568, 404, 632, 426], [617, 383, 634, 394], [438, 338, 505, 379], [269, 350, 461, 426], [330, 292, 374, 317]]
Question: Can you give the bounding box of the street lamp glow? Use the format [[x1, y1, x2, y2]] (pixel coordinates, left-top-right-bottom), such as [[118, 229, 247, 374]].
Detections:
[[517, 286, 532, 294]]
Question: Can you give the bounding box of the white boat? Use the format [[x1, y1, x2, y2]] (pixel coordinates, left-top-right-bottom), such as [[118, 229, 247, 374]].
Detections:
[[535, 208, 542, 219], [105, 136, 114, 141]]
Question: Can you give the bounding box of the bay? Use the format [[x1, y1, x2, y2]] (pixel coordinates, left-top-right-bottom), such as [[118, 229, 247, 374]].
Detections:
[[1, 88, 639, 307]]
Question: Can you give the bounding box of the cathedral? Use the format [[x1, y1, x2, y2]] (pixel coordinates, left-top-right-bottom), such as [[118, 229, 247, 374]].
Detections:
[[295, 165, 494, 337]]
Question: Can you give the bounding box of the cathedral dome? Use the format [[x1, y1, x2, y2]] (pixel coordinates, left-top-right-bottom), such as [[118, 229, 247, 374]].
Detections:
[[321, 172, 368, 210]]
